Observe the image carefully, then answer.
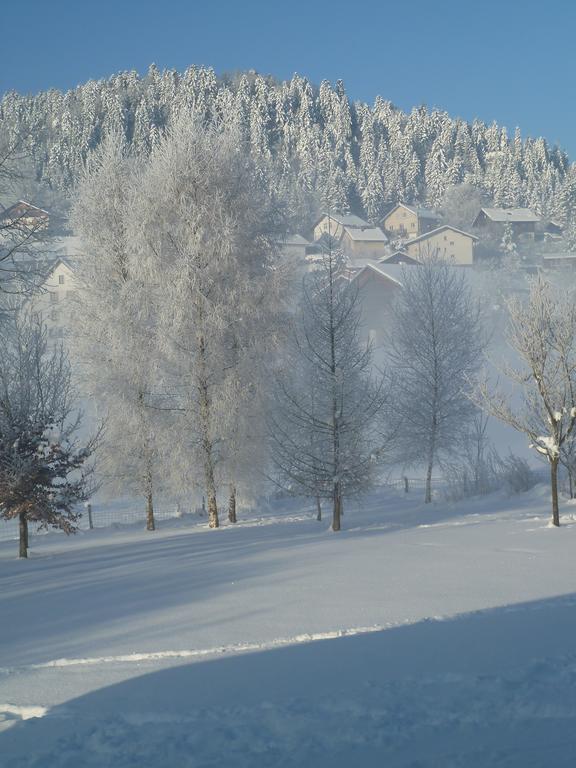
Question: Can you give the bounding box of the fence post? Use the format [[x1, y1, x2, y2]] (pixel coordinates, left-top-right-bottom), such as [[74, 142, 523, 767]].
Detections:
[[87, 503, 93, 530], [404, 476, 409, 493]]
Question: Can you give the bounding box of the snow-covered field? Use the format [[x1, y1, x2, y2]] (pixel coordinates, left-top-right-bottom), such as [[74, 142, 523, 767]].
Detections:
[[2, 486, 576, 767]]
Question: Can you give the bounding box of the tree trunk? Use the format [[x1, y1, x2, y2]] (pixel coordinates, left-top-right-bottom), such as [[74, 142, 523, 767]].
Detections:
[[146, 490, 155, 531], [198, 333, 219, 529], [19, 513, 28, 559], [569, 469, 574, 500], [425, 459, 433, 504], [315, 496, 322, 521], [551, 458, 560, 527], [228, 484, 237, 524], [332, 481, 341, 532]]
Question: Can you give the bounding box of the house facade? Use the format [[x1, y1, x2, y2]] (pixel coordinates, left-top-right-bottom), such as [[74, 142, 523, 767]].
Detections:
[[404, 225, 477, 265], [28, 258, 76, 342], [381, 203, 439, 239], [340, 225, 388, 260], [350, 264, 402, 351]]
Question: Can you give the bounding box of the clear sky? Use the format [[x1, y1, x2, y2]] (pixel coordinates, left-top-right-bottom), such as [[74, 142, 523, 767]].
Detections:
[[1, 0, 575, 158]]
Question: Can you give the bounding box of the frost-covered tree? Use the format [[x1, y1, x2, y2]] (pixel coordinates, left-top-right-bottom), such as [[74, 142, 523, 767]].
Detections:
[[269, 233, 387, 531], [0, 314, 97, 558], [71, 135, 162, 531], [475, 279, 576, 526], [387, 256, 485, 503], [131, 117, 289, 528]]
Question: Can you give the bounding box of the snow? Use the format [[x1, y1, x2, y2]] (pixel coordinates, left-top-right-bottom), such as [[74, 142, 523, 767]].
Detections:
[[2, 485, 576, 766]]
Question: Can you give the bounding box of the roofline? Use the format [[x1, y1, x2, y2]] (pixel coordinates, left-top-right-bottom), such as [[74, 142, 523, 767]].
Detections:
[[349, 263, 403, 287], [404, 225, 478, 245]]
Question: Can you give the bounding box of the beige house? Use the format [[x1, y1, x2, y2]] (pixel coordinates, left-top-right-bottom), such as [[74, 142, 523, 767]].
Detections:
[[340, 225, 388, 260], [381, 203, 439, 239], [404, 225, 477, 265], [28, 258, 77, 342], [313, 212, 369, 242]]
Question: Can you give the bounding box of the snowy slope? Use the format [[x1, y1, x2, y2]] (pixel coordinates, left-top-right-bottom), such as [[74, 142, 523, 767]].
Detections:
[[2, 486, 576, 766]]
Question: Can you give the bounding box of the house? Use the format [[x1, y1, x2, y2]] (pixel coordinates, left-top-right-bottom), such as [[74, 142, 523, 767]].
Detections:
[[340, 225, 388, 260], [404, 225, 477, 265], [280, 233, 312, 260], [0, 200, 49, 231], [380, 203, 439, 239], [349, 263, 402, 350], [27, 258, 76, 342], [542, 253, 576, 269], [473, 207, 541, 235], [380, 250, 421, 265], [313, 212, 369, 242]]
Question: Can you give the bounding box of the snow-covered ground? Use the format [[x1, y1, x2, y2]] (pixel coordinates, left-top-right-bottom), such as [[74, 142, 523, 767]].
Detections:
[[2, 485, 576, 766]]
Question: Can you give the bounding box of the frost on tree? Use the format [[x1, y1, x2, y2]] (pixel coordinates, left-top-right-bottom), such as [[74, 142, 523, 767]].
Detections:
[[0, 315, 97, 558]]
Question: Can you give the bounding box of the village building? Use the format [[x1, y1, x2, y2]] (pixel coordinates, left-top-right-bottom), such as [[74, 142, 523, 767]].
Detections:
[[349, 263, 402, 350], [27, 257, 77, 342], [542, 253, 576, 269], [380, 250, 420, 265], [313, 212, 369, 242], [473, 207, 541, 235], [404, 225, 477, 265], [340, 225, 388, 260], [0, 200, 49, 231], [280, 233, 312, 260], [380, 203, 439, 239]]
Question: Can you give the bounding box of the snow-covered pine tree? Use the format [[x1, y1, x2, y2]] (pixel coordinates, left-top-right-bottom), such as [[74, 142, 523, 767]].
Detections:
[[0, 314, 97, 558]]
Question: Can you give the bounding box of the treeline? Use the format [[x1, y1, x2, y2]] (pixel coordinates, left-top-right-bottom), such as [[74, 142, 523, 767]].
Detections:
[[2, 65, 576, 224]]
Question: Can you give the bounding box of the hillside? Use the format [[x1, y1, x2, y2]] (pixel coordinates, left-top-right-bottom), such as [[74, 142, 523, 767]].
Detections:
[[2, 65, 575, 225]]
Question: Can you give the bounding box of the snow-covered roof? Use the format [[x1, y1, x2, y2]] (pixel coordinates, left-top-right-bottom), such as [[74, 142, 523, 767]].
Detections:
[[383, 203, 439, 221], [404, 225, 478, 246], [477, 207, 541, 223], [0, 200, 49, 221], [342, 225, 388, 243], [349, 262, 403, 287], [543, 253, 576, 261], [315, 212, 369, 229], [281, 233, 311, 246], [380, 250, 421, 264]]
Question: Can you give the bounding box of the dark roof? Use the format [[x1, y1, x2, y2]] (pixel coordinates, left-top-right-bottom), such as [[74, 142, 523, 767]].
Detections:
[[0, 200, 49, 222]]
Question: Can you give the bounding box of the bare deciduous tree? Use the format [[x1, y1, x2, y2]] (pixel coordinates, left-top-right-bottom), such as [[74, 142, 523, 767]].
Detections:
[[475, 278, 576, 526], [269, 230, 388, 531], [387, 255, 485, 502]]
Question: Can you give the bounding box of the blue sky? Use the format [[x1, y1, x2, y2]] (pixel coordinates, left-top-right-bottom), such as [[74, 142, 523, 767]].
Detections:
[[2, 0, 575, 157]]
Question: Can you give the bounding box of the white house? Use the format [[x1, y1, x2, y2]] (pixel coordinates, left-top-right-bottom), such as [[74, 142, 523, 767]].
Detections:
[[27, 258, 77, 342]]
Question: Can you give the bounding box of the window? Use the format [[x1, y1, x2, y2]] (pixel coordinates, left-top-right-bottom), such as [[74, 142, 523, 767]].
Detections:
[[58, 274, 65, 285], [450, 241, 454, 246], [50, 310, 59, 322], [50, 292, 58, 303]]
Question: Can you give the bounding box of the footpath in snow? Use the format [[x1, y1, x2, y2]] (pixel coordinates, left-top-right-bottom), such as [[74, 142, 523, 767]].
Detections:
[[2, 485, 576, 766]]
